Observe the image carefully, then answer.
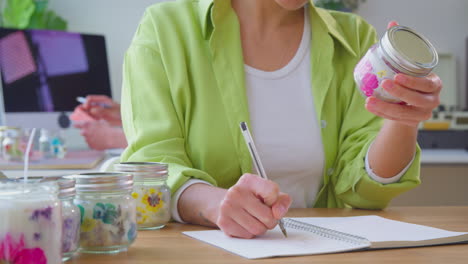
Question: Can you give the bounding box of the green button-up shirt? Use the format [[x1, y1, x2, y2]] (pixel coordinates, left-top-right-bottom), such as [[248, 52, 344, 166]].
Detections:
[[121, 0, 421, 209]]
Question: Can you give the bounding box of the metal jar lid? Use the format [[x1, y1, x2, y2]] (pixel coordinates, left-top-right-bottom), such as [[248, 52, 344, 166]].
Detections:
[[114, 162, 168, 180], [70, 172, 133, 193], [55, 177, 76, 199], [380, 25, 438, 76]]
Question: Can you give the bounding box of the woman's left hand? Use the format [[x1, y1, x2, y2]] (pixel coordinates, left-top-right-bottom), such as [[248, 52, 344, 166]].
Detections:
[[365, 21, 443, 128]]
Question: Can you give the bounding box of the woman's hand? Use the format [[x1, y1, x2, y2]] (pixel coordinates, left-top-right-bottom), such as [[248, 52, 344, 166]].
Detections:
[[80, 95, 122, 126], [365, 21, 442, 128], [216, 173, 292, 238], [75, 120, 127, 150], [178, 173, 292, 239], [365, 73, 442, 127]]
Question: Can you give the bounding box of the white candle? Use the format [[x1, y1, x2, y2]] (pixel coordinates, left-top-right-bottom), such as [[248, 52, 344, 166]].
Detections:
[[0, 182, 62, 264]]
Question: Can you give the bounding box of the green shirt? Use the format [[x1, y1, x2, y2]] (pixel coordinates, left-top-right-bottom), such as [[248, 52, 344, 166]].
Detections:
[[120, 0, 421, 209]]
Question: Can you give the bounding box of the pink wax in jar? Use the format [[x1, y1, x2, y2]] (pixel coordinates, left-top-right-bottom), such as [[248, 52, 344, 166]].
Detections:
[[0, 181, 62, 264], [354, 25, 439, 103]]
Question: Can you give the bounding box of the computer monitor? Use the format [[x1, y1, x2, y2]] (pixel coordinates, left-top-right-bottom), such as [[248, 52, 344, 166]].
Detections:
[[0, 28, 112, 129]]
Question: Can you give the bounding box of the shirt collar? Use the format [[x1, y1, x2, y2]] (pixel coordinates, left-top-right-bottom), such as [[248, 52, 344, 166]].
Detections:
[[198, 0, 357, 57]]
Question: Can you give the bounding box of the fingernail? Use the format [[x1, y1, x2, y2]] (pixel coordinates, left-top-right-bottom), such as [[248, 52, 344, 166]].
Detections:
[[395, 74, 407, 84], [367, 97, 377, 107], [278, 205, 287, 217], [382, 80, 393, 90]]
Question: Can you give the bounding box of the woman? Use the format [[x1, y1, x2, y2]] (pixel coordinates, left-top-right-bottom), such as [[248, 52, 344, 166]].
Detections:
[[121, 0, 441, 238]]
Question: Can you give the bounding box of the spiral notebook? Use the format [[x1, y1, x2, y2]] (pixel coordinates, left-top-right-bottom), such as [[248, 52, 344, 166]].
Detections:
[[183, 215, 468, 259]]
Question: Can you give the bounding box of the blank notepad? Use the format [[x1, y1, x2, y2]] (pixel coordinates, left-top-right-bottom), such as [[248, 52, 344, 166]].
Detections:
[[183, 215, 468, 259]]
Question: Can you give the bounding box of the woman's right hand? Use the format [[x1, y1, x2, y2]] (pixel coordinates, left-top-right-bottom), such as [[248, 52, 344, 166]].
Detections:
[[216, 173, 291, 238], [81, 95, 122, 126]]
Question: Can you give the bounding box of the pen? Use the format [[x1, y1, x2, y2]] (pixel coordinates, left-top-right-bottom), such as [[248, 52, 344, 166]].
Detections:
[[239, 121, 288, 238], [76, 96, 111, 108]]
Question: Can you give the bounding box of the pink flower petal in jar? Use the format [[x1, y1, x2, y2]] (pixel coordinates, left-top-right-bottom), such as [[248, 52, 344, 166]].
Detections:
[[0, 233, 47, 264], [355, 60, 373, 74], [0, 233, 24, 261], [15, 248, 47, 264], [361, 73, 379, 97]]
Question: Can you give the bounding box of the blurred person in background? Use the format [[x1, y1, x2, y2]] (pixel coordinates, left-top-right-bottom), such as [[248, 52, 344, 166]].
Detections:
[[71, 95, 127, 150]]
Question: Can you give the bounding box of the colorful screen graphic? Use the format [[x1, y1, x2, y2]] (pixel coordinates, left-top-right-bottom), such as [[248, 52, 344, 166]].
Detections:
[[0, 28, 112, 112]]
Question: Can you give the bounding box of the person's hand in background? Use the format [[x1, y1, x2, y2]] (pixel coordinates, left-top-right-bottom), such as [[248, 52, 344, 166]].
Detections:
[[74, 120, 127, 150], [79, 95, 122, 126]]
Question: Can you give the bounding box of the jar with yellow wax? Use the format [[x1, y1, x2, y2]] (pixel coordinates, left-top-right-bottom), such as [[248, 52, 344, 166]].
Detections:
[[115, 162, 171, 230]]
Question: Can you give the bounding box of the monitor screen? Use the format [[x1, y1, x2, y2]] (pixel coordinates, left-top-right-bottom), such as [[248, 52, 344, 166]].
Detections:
[[0, 28, 112, 113]]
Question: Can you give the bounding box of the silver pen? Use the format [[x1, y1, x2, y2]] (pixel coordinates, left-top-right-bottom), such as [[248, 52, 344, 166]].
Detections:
[[239, 121, 288, 238]]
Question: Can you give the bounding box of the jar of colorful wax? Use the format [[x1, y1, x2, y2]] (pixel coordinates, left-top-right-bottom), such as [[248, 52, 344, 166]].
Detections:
[[56, 177, 81, 261], [73, 172, 137, 254], [354, 25, 438, 103], [0, 181, 62, 264], [114, 162, 171, 230]]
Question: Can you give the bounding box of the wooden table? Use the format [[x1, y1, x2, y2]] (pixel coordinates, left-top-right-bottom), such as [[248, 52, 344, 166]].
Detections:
[[70, 207, 468, 264]]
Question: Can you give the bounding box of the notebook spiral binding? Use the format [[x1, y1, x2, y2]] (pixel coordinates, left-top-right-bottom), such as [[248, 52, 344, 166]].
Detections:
[[284, 218, 370, 246]]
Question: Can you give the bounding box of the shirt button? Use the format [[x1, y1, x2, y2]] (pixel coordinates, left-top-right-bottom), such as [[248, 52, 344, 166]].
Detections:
[[327, 168, 334, 176], [321, 120, 327, 129]]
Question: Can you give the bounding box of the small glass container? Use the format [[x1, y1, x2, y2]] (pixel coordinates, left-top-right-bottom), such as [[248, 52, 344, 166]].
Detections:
[[354, 25, 439, 103], [0, 181, 62, 264], [2, 127, 22, 161], [73, 172, 137, 254], [56, 177, 81, 261], [114, 162, 171, 230]]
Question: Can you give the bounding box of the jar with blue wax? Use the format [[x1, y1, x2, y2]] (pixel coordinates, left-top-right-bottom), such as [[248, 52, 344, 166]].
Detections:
[[73, 172, 137, 254]]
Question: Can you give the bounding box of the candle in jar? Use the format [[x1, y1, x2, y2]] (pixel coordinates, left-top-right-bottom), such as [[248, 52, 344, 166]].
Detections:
[[354, 25, 438, 103], [0, 181, 62, 264]]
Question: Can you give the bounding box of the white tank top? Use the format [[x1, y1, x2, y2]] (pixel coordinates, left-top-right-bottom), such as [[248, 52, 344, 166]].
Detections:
[[245, 8, 324, 208]]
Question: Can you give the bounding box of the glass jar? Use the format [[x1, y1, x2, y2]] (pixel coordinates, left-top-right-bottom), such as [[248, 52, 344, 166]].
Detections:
[[114, 162, 171, 230], [2, 127, 22, 161], [0, 181, 62, 264], [354, 25, 438, 103], [73, 172, 137, 254], [56, 177, 81, 261]]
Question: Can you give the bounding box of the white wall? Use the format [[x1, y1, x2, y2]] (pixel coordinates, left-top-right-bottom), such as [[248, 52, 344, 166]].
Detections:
[[356, 0, 468, 108], [48, 0, 169, 102], [50, 0, 468, 108], [47, 0, 468, 147]]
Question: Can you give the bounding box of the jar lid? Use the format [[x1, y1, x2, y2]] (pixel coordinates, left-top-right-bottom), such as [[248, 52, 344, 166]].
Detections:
[[380, 25, 438, 76], [114, 162, 168, 180], [70, 172, 133, 193], [54, 177, 76, 199]]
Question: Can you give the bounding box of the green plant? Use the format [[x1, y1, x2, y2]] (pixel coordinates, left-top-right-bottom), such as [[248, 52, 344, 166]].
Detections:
[[315, 0, 366, 12], [0, 0, 67, 30]]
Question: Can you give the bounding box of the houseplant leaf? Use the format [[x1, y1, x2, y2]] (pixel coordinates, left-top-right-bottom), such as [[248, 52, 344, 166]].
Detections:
[[34, 0, 49, 13], [28, 10, 67, 30], [2, 0, 35, 28], [44, 10, 67, 30], [27, 9, 47, 29]]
